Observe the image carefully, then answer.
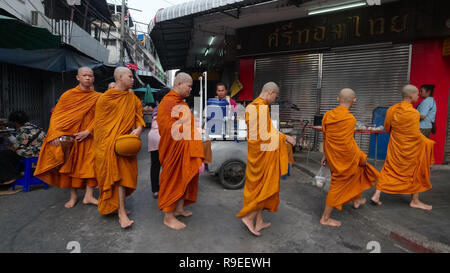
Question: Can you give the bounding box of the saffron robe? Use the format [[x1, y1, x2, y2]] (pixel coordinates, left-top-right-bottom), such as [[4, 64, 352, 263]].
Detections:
[[94, 89, 145, 215], [34, 85, 101, 188], [377, 101, 434, 194], [322, 106, 379, 210], [236, 97, 288, 218], [157, 90, 204, 212]]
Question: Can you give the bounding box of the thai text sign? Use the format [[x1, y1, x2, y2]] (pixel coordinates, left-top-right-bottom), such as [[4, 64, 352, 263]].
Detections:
[[237, 0, 450, 57]]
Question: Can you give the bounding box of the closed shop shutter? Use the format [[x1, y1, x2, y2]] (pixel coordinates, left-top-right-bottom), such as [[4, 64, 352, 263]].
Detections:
[[253, 53, 320, 144], [320, 44, 411, 154], [0, 63, 44, 128]]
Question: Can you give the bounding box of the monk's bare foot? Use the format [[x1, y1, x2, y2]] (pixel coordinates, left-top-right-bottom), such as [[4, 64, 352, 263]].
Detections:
[[353, 198, 366, 209], [164, 215, 186, 230], [320, 217, 341, 227], [114, 209, 131, 215], [410, 200, 432, 211], [82, 196, 98, 206], [174, 209, 193, 217], [255, 222, 271, 232], [118, 213, 134, 229], [370, 198, 382, 206], [241, 218, 261, 236], [64, 198, 78, 208]]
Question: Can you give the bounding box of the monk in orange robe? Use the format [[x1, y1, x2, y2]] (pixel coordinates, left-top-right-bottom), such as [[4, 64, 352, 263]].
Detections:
[[236, 82, 296, 236], [371, 85, 434, 211], [34, 67, 101, 208], [320, 88, 380, 227], [94, 67, 145, 228], [157, 72, 204, 230]]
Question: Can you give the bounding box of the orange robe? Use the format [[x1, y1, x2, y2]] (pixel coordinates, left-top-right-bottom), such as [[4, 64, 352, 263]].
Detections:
[[236, 97, 288, 218], [157, 90, 204, 212], [34, 85, 101, 188], [94, 89, 145, 215], [377, 101, 434, 194], [323, 106, 379, 210]]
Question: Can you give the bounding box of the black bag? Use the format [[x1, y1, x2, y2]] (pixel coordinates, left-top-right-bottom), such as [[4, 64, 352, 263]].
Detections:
[[431, 122, 436, 135], [431, 100, 437, 134]]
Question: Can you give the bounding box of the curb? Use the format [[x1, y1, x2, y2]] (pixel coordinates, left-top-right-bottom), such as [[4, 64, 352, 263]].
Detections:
[[293, 162, 450, 253]]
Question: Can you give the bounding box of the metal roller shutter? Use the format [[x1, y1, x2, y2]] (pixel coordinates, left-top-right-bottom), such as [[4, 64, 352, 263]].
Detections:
[[253, 53, 320, 144], [0, 63, 44, 128], [320, 44, 411, 154]]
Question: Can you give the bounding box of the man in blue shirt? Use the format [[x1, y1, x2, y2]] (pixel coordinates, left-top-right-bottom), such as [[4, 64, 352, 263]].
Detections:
[[416, 84, 436, 138]]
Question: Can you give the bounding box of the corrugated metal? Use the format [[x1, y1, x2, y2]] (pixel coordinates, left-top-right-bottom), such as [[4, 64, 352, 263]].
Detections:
[[155, 0, 244, 22], [0, 63, 44, 128], [149, 0, 273, 32], [253, 53, 320, 144], [320, 44, 411, 154], [445, 101, 450, 164]]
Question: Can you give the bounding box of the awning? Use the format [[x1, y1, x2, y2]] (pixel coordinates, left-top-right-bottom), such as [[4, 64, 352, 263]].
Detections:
[[149, 0, 274, 70], [0, 15, 61, 50], [0, 45, 103, 72]]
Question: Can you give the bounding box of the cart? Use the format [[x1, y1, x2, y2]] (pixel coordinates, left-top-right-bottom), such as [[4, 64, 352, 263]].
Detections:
[[198, 72, 247, 190]]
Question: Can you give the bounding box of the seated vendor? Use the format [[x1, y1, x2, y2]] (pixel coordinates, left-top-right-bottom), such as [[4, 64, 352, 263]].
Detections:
[[0, 111, 46, 195]]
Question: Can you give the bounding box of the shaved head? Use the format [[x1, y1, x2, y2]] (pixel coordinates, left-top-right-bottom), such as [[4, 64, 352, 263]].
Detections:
[[114, 67, 132, 81], [76, 66, 94, 90], [174, 72, 193, 86], [402, 84, 419, 98], [173, 72, 193, 98], [259, 82, 280, 105], [114, 67, 134, 91], [78, 66, 93, 75], [261, 82, 280, 94], [338, 88, 356, 103]]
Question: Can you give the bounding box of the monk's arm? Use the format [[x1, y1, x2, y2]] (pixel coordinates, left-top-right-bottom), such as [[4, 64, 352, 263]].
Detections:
[[131, 98, 146, 136], [384, 108, 393, 134]]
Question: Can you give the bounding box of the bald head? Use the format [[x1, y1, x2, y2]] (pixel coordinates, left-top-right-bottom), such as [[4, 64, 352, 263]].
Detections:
[[174, 72, 193, 86], [259, 82, 280, 105], [401, 84, 419, 104], [261, 82, 280, 94], [114, 67, 134, 91], [173, 72, 193, 98], [114, 67, 132, 81], [77, 66, 93, 75], [76, 67, 94, 90], [402, 84, 419, 98], [338, 88, 356, 103]]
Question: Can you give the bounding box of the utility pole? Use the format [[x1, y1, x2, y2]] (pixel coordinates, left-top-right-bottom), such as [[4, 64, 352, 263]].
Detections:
[[120, 0, 126, 66]]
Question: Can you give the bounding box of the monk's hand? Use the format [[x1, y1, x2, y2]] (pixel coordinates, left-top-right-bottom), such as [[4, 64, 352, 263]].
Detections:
[[50, 138, 61, 146], [286, 135, 296, 146], [74, 130, 90, 142], [131, 127, 143, 137], [321, 155, 327, 166]]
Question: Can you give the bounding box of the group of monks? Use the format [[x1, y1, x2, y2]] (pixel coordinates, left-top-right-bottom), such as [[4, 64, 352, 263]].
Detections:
[[319, 86, 434, 228], [33, 65, 434, 234]]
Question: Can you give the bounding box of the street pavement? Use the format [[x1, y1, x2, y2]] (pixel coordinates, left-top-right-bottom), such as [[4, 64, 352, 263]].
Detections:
[[0, 129, 416, 253], [294, 151, 450, 253]]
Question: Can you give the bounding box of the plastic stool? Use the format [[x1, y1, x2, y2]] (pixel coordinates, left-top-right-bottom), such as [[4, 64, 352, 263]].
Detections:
[[12, 157, 49, 192]]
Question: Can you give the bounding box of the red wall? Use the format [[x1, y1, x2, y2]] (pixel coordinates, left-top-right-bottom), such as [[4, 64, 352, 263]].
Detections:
[[410, 40, 450, 164], [238, 58, 255, 101]]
